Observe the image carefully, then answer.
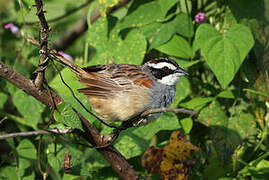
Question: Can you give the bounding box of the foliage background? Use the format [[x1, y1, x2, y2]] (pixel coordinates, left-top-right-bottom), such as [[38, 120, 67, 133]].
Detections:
[[0, 0, 269, 179]]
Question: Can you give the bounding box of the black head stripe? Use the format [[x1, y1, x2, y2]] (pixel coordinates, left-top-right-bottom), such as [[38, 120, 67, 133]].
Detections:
[[149, 58, 179, 69], [149, 66, 174, 80]]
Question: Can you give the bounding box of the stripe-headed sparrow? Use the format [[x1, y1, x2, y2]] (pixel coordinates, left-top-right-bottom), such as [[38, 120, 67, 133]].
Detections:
[[56, 56, 188, 124]]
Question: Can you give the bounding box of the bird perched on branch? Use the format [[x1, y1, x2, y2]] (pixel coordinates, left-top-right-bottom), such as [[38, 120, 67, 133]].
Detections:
[[54, 53, 188, 125]]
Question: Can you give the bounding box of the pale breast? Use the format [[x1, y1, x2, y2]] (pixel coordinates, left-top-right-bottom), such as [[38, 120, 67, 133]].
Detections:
[[88, 88, 151, 122]]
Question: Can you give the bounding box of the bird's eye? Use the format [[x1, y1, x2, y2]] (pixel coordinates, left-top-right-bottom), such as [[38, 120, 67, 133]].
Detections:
[[162, 66, 168, 71]]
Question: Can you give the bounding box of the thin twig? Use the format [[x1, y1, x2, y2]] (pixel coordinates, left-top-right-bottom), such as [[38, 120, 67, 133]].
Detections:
[[18, 0, 28, 38], [141, 108, 198, 117], [0, 129, 73, 140], [38, 136, 49, 180], [34, 0, 50, 89]]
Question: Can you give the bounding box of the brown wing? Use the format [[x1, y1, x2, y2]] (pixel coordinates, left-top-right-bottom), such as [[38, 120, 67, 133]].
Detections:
[[77, 64, 153, 98]]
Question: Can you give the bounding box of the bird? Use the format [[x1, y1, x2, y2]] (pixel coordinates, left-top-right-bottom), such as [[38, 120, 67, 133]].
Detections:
[[54, 53, 188, 125]]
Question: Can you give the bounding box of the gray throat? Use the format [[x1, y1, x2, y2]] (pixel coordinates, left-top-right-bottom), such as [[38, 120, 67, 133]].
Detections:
[[150, 82, 176, 109]]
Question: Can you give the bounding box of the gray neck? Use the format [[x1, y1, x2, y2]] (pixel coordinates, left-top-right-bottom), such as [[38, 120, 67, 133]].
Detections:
[[150, 82, 176, 109]]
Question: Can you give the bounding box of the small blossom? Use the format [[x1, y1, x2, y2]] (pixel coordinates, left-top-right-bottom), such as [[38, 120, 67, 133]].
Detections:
[[195, 12, 206, 24], [58, 51, 73, 62], [4, 23, 19, 35]]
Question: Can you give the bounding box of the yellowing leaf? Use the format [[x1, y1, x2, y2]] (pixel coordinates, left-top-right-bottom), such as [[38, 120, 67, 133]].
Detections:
[[142, 131, 199, 180]]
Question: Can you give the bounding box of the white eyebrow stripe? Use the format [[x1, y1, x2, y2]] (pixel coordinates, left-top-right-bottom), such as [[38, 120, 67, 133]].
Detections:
[[147, 62, 177, 70]]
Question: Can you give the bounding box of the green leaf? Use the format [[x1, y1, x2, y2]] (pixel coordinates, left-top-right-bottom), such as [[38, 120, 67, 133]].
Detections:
[[175, 59, 201, 68], [139, 22, 162, 40], [203, 141, 231, 179], [119, 1, 163, 29], [243, 88, 269, 98], [194, 23, 254, 88], [217, 90, 235, 99], [228, 113, 256, 139], [149, 13, 194, 49], [171, 77, 190, 108], [109, 29, 147, 64], [54, 102, 83, 130], [16, 139, 37, 177], [87, 16, 146, 65], [22, 173, 35, 180], [12, 90, 45, 129], [98, 0, 119, 13], [198, 100, 228, 126], [173, 12, 194, 37], [180, 118, 193, 134], [16, 139, 37, 160], [179, 97, 214, 111], [0, 92, 8, 109], [156, 35, 194, 58], [0, 166, 19, 180], [115, 112, 180, 159], [193, 24, 219, 52], [158, 0, 178, 17], [149, 22, 177, 49]]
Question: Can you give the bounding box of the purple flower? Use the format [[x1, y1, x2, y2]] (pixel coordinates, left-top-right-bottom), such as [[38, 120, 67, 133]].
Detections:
[[195, 12, 206, 24], [58, 51, 73, 62], [4, 23, 19, 35]]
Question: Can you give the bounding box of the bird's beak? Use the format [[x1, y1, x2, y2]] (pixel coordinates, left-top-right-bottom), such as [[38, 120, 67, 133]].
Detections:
[[175, 67, 188, 76]]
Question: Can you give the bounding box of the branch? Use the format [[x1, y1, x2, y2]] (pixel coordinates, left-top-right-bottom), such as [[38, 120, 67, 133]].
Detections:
[[0, 129, 73, 140], [52, 0, 131, 50], [141, 108, 198, 117], [34, 0, 50, 88], [0, 61, 62, 107]]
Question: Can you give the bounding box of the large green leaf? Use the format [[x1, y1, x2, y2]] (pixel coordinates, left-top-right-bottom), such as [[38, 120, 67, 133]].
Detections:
[[0, 166, 18, 180], [170, 77, 190, 108], [158, 0, 178, 17], [54, 102, 83, 130], [179, 97, 214, 111], [194, 24, 254, 88], [87, 16, 146, 65], [172, 12, 194, 38], [16, 139, 37, 178], [119, 1, 163, 29], [114, 112, 180, 159], [12, 90, 45, 129], [0, 92, 8, 109], [149, 13, 194, 49], [156, 35, 194, 58], [198, 100, 228, 127]]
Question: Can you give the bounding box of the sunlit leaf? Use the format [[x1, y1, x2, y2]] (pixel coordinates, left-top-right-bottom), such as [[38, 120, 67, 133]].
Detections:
[[156, 35, 194, 59], [194, 24, 254, 88], [158, 0, 177, 17], [119, 1, 163, 29], [54, 102, 83, 130], [12, 90, 45, 129]]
